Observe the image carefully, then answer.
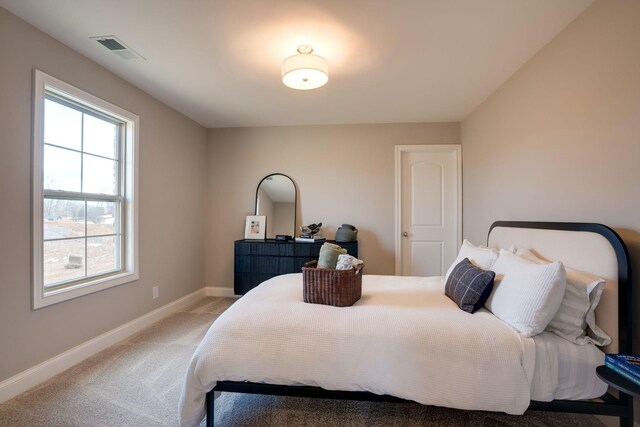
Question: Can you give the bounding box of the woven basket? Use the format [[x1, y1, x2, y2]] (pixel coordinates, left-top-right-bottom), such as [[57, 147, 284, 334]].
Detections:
[[302, 260, 363, 307]]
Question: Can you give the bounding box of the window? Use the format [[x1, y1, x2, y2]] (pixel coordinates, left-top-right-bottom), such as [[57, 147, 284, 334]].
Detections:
[[33, 70, 138, 308]]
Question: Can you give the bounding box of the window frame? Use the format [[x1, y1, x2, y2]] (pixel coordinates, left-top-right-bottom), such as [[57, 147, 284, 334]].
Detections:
[[32, 70, 139, 309]]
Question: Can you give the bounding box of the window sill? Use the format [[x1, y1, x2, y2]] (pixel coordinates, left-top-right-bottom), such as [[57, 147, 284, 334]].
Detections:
[[34, 271, 139, 309]]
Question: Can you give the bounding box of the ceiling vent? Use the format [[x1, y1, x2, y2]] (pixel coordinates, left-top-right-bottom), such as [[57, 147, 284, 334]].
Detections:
[[91, 35, 146, 61]]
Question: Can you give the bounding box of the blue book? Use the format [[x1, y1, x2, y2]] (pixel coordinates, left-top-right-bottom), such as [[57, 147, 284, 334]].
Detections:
[[605, 361, 640, 387], [605, 354, 640, 379]]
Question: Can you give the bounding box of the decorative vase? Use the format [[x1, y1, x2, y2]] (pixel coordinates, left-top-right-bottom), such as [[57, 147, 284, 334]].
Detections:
[[335, 224, 358, 242]]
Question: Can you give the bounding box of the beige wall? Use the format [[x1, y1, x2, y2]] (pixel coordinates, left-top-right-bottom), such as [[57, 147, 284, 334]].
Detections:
[[462, 0, 640, 349], [0, 8, 208, 381], [206, 123, 459, 287]]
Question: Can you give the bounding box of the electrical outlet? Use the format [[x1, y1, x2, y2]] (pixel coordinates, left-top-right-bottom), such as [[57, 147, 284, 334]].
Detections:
[[152, 286, 159, 299]]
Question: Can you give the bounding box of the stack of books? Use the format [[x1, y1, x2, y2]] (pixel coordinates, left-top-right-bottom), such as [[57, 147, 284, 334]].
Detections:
[[605, 354, 640, 385], [295, 235, 326, 243]]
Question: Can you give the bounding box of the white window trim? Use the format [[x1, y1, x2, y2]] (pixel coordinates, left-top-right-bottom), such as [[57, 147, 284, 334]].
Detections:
[[32, 69, 139, 309]]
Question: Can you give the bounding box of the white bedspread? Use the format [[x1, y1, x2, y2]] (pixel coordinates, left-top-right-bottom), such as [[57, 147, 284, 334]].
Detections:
[[179, 274, 536, 427]]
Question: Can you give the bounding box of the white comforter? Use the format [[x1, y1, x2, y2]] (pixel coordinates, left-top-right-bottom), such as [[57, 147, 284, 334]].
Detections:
[[179, 274, 536, 426]]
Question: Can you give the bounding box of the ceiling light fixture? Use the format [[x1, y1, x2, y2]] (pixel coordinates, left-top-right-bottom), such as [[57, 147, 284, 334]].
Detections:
[[281, 45, 329, 90]]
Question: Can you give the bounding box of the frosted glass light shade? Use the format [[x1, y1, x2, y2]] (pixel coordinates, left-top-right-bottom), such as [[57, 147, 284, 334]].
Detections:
[[281, 52, 329, 90]]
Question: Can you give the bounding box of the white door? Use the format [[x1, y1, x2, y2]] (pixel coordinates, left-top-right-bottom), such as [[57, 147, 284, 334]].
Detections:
[[395, 145, 461, 276]]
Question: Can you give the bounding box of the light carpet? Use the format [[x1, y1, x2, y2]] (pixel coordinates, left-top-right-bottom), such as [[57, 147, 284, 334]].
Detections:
[[0, 297, 605, 426]]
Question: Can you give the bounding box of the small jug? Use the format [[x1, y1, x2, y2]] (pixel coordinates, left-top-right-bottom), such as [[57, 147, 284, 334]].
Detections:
[[335, 224, 358, 242]]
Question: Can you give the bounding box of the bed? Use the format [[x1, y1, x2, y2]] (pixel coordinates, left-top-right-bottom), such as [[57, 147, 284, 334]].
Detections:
[[179, 221, 633, 427]]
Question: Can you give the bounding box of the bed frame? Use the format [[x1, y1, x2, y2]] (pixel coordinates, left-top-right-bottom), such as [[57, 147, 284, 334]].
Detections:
[[205, 221, 633, 427]]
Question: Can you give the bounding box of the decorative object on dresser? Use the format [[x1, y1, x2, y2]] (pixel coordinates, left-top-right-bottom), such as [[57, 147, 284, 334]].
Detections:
[[234, 239, 358, 295], [295, 235, 326, 243], [297, 222, 325, 242], [300, 222, 322, 238], [244, 215, 266, 240], [335, 224, 358, 242]]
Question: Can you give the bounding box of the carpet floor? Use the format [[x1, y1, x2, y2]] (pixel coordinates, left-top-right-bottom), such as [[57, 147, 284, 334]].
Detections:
[[0, 297, 606, 426]]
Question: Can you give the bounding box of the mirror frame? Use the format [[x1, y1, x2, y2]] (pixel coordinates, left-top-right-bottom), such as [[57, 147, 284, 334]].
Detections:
[[255, 173, 297, 238]]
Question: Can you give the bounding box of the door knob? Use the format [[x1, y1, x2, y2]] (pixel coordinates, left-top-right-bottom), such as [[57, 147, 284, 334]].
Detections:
[[403, 232, 408, 237]]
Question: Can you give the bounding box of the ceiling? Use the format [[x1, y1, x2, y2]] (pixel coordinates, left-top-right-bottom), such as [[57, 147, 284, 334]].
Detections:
[[0, 0, 593, 128]]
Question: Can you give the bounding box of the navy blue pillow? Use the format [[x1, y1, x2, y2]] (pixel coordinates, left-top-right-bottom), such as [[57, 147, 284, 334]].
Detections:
[[445, 258, 496, 313]]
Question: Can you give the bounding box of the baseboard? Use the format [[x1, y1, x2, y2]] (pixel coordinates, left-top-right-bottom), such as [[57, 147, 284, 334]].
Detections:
[[205, 286, 237, 298], [0, 287, 206, 404]]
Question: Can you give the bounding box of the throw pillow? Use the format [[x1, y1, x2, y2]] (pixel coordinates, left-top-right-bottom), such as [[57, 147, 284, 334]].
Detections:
[[484, 249, 566, 337], [516, 248, 610, 346], [445, 258, 496, 313], [445, 240, 499, 280]]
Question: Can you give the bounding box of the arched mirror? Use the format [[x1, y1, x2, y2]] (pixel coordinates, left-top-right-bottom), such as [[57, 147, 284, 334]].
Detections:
[[255, 173, 296, 239]]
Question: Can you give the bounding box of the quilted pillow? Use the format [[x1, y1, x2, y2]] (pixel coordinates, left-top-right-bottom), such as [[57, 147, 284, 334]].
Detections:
[[445, 258, 496, 313], [516, 248, 610, 346], [484, 249, 566, 337], [445, 240, 499, 280]]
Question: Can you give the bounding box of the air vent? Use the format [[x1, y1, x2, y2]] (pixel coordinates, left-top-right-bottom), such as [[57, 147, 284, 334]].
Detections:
[[96, 38, 126, 51], [91, 35, 146, 62]]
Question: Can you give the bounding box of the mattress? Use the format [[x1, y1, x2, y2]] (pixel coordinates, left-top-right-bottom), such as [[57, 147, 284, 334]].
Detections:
[[179, 273, 606, 427]]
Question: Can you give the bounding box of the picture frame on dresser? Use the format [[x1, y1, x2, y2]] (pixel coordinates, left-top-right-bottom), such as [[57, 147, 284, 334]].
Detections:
[[244, 215, 266, 240]]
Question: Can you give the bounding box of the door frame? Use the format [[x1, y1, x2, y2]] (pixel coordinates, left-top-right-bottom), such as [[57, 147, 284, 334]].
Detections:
[[394, 144, 462, 275]]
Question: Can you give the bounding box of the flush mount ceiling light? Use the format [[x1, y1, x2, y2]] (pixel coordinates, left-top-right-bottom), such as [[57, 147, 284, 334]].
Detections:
[[281, 45, 329, 90]]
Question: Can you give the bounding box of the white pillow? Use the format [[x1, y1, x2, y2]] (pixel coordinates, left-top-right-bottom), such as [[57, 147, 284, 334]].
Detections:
[[484, 249, 566, 337], [445, 239, 498, 280], [516, 248, 610, 346]]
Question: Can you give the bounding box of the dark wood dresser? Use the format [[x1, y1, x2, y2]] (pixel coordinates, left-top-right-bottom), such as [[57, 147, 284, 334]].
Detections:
[[234, 240, 359, 295]]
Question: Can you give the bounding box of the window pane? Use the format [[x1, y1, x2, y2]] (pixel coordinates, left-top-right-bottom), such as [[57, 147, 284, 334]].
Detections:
[[87, 201, 118, 236], [44, 238, 86, 286], [83, 114, 117, 159], [87, 236, 119, 276], [83, 154, 117, 195], [44, 99, 82, 150], [44, 145, 82, 191], [44, 199, 85, 239]]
